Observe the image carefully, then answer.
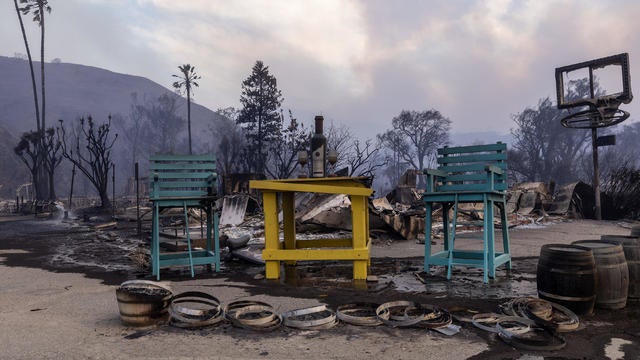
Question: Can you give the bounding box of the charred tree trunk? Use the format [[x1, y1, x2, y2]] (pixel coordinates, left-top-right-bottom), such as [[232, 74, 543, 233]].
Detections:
[[58, 116, 118, 209]]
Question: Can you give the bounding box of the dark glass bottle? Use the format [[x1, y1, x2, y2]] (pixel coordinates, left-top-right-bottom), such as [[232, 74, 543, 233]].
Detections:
[[311, 115, 326, 177]]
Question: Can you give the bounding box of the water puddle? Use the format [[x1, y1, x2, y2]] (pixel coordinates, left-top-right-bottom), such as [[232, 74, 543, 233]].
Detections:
[[24, 213, 542, 300], [604, 338, 633, 360], [49, 232, 146, 271], [257, 257, 540, 298]]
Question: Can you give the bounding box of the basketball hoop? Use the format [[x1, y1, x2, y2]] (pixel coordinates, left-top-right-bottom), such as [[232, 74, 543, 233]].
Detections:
[[555, 52, 632, 130], [554, 52, 634, 221], [560, 105, 629, 129]]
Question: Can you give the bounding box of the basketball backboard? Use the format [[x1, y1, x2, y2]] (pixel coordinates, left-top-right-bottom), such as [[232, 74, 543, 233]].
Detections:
[[555, 53, 632, 110]]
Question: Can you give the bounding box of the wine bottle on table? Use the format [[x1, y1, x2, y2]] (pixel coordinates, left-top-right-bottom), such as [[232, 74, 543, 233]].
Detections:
[[311, 115, 326, 178]]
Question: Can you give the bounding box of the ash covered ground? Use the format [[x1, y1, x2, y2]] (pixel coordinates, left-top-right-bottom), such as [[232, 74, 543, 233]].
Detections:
[[1, 210, 639, 359]]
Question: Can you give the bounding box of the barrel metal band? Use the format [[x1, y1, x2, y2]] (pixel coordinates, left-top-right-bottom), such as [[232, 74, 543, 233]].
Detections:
[[282, 305, 337, 329], [168, 291, 223, 328], [376, 301, 428, 327], [538, 290, 595, 302], [336, 303, 382, 326]]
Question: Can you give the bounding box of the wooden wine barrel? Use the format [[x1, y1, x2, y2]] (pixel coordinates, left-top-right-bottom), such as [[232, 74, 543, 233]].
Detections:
[[602, 235, 640, 302], [537, 244, 596, 315], [572, 240, 628, 309], [116, 280, 173, 326]]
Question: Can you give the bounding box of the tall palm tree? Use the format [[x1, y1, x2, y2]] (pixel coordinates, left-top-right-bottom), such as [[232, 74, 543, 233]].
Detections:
[[172, 64, 201, 154], [20, 0, 51, 130], [13, 0, 40, 131]]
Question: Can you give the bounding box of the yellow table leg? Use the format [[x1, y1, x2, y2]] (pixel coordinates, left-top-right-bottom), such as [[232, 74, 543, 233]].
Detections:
[[350, 195, 369, 280], [263, 191, 281, 279], [282, 192, 297, 266]]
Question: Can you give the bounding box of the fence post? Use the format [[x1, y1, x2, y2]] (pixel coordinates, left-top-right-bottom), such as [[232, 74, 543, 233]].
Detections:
[[136, 162, 141, 237], [112, 163, 116, 220]]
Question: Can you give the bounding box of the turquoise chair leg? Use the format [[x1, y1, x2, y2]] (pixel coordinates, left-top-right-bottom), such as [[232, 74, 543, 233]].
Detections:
[[448, 196, 459, 280], [500, 202, 512, 269], [205, 205, 212, 273], [213, 210, 220, 272], [153, 203, 160, 280], [442, 203, 450, 251], [488, 199, 496, 279], [424, 202, 433, 273], [183, 204, 195, 278], [482, 196, 489, 283]]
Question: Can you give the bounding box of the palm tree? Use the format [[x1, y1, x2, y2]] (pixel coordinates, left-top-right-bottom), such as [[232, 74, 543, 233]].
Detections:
[[20, 0, 51, 130], [172, 64, 201, 154], [13, 0, 40, 131], [15, 0, 51, 201]]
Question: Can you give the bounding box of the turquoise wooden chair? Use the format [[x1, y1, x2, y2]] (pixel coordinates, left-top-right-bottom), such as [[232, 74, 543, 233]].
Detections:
[[422, 142, 511, 283], [149, 154, 220, 280]]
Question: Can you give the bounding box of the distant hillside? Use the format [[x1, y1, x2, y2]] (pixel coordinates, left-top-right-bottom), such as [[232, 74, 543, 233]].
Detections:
[[0, 55, 225, 143], [0, 56, 228, 198]]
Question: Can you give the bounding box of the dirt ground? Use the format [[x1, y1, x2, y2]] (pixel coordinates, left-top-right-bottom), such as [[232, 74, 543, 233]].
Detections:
[[0, 212, 639, 359]]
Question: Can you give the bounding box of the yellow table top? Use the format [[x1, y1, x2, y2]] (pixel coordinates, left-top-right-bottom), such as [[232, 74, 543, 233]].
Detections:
[[249, 177, 373, 196]]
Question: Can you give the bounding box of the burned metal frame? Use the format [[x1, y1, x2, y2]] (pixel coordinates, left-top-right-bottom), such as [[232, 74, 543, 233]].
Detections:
[[555, 52, 633, 110], [555, 53, 634, 220]]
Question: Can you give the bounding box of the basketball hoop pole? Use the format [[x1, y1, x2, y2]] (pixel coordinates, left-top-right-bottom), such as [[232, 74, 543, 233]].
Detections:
[[588, 68, 602, 220], [556, 53, 633, 221], [591, 127, 601, 220]]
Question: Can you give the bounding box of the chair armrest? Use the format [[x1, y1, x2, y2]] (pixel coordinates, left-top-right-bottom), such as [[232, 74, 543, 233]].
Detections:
[[150, 172, 160, 199], [484, 165, 504, 175], [484, 165, 503, 192], [423, 168, 449, 192], [207, 173, 218, 196], [424, 169, 448, 177]]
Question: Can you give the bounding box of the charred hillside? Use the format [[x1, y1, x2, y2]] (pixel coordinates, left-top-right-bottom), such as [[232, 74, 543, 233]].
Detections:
[[0, 56, 227, 198]]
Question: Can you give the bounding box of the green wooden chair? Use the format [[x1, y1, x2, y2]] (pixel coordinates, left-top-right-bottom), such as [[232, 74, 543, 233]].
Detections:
[[422, 142, 511, 283], [149, 154, 220, 280]]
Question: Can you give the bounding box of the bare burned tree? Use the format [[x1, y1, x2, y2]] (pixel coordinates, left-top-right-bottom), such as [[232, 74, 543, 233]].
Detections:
[[114, 93, 145, 168], [58, 116, 118, 209], [14, 130, 44, 199], [14, 128, 60, 201], [509, 97, 590, 185], [327, 122, 387, 177], [215, 107, 246, 176], [377, 128, 411, 186], [378, 109, 451, 182], [140, 93, 184, 154], [265, 110, 309, 179], [41, 127, 62, 200], [326, 122, 351, 166], [344, 138, 387, 177]]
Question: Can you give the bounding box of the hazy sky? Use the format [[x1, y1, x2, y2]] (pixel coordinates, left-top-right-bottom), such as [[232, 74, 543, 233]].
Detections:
[[2, 0, 639, 140]]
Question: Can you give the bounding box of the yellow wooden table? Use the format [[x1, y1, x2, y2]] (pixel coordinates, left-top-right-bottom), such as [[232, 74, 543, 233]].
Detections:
[[249, 177, 373, 280]]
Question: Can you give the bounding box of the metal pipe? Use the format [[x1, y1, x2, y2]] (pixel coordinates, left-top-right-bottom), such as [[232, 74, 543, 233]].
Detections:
[[112, 162, 116, 220], [592, 128, 601, 220], [135, 162, 141, 236], [589, 66, 602, 220]]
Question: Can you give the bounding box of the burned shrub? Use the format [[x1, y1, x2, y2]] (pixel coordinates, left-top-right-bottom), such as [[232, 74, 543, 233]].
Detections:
[[602, 167, 640, 220]]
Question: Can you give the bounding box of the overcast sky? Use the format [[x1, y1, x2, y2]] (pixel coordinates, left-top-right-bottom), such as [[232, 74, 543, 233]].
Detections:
[[2, 0, 639, 140]]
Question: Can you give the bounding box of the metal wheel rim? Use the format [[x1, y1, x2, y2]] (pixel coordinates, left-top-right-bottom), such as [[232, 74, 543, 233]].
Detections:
[[560, 108, 629, 129]]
